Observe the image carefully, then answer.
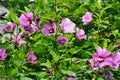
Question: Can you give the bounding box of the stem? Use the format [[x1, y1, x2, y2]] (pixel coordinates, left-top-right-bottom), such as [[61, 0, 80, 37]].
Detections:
[[54, 0, 57, 14], [62, 34, 73, 54]]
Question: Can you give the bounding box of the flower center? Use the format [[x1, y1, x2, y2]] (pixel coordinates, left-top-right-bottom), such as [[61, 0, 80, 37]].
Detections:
[[99, 56, 104, 62], [15, 41, 19, 46], [28, 19, 32, 24], [49, 29, 54, 33]]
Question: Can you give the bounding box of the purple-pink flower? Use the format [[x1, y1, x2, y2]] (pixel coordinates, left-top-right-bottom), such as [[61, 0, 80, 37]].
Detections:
[[89, 46, 113, 70], [112, 51, 120, 70], [57, 36, 68, 46], [3, 22, 16, 33], [82, 12, 92, 25], [67, 78, 75, 80], [35, 15, 41, 28], [12, 34, 26, 46], [19, 12, 33, 27], [89, 58, 99, 71], [67, 72, 76, 80], [60, 18, 75, 33], [0, 48, 7, 60], [19, 12, 40, 34], [27, 51, 37, 64], [76, 28, 86, 40], [117, 43, 120, 48], [42, 21, 57, 36], [24, 24, 39, 34]]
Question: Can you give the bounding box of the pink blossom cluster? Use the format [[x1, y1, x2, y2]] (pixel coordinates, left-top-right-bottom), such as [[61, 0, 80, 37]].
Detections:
[[89, 46, 120, 71], [40, 12, 90, 45], [0, 11, 92, 64], [19, 13, 40, 34]]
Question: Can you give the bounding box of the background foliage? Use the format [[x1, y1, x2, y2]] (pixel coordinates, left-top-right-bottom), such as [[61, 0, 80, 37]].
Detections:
[[0, 0, 120, 80]]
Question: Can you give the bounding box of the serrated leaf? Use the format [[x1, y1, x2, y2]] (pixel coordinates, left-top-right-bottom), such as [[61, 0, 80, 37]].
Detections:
[[48, 48, 59, 63], [24, 7, 31, 12], [40, 59, 52, 68], [10, 12, 19, 24]]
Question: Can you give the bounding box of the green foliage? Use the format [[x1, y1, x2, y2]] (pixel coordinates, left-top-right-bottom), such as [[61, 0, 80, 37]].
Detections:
[[0, 0, 120, 80]]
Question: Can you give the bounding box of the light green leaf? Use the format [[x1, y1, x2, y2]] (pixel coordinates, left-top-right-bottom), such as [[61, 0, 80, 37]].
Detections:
[[48, 48, 59, 63], [41, 59, 52, 68]]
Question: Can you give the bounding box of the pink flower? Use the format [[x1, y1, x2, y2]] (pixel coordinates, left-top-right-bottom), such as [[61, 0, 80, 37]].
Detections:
[[57, 36, 68, 46], [117, 43, 120, 48], [67, 72, 76, 80], [27, 51, 37, 64], [67, 78, 75, 80], [24, 24, 39, 34], [0, 48, 7, 60], [89, 58, 99, 71], [42, 21, 57, 36], [19, 12, 33, 27], [60, 18, 75, 33], [111, 51, 120, 70], [19, 12, 39, 34], [76, 28, 86, 40], [82, 12, 92, 25], [89, 46, 113, 70], [3, 22, 16, 33], [12, 34, 26, 46]]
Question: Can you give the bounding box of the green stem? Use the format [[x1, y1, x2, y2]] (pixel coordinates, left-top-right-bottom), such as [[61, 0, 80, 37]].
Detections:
[[62, 34, 73, 54]]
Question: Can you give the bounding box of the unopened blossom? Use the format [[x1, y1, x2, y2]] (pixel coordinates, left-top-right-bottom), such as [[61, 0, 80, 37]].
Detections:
[[42, 21, 57, 36], [60, 18, 75, 33], [72, 57, 77, 63], [3, 22, 16, 33], [104, 70, 113, 80], [89, 46, 113, 70], [21, 32, 28, 38], [19, 12, 33, 27], [35, 15, 41, 28], [82, 12, 92, 25], [76, 28, 86, 40], [0, 48, 7, 60], [57, 36, 68, 46], [27, 51, 37, 64], [12, 34, 26, 46], [46, 68, 52, 74]]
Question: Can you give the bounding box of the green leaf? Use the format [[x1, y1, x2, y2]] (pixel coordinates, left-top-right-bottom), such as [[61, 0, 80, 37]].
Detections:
[[103, 39, 107, 48], [22, 77, 33, 80], [10, 12, 19, 24], [48, 48, 59, 63], [36, 72, 46, 79], [61, 70, 73, 76], [97, 78, 104, 80], [33, 34, 42, 41], [108, 45, 116, 52], [10, 68, 18, 77], [41, 59, 52, 68], [93, 42, 98, 48], [24, 7, 31, 12]]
